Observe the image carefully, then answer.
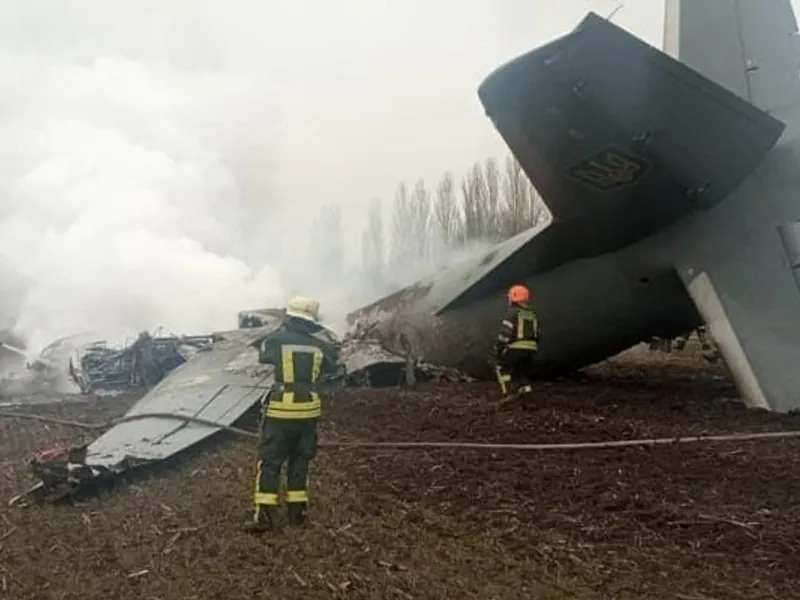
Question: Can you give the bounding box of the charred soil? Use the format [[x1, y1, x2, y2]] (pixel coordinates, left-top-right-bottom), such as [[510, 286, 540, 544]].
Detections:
[[1, 347, 799, 599]]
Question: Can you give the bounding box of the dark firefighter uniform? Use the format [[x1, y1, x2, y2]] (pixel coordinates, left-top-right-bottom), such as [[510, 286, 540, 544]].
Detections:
[[245, 297, 341, 533], [494, 285, 539, 401], [131, 331, 165, 389]]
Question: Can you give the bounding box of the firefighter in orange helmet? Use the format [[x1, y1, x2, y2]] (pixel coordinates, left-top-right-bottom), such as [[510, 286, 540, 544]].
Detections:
[[493, 284, 539, 403]]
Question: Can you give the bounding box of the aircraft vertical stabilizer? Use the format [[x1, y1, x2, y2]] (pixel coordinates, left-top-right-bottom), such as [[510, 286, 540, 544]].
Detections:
[[661, 0, 800, 412], [664, 0, 800, 111]]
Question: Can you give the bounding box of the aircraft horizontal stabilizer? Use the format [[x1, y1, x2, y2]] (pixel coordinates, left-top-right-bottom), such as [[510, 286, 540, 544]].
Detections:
[[478, 12, 785, 251]]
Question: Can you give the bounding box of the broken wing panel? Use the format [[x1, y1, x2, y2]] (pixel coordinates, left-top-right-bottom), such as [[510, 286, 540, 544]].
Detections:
[[85, 327, 275, 469], [478, 12, 785, 248]]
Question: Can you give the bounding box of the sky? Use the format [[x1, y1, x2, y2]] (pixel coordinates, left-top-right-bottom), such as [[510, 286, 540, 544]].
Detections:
[[0, 0, 797, 351], [264, 0, 665, 237]]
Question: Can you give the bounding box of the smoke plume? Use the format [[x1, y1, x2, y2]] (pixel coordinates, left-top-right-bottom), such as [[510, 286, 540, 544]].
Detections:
[[0, 1, 524, 357], [0, 2, 287, 354]]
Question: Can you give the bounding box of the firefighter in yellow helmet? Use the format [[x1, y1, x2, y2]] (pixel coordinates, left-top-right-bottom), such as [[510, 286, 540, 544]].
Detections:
[[244, 295, 342, 534], [493, 284, 539, 404]]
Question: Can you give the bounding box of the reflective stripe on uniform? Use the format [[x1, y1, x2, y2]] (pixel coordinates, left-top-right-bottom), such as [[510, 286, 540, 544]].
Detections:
[[495, 366, 510, 395], [516, 310, 538, 340], [266, 391, 322, 419], [509, 339, 538, 351], [286, 489, 309, 503], [253, 459, 279, 506], [266, 344, 324, 419], [311, 350, 322, 380], [254, 492, 279, 506]]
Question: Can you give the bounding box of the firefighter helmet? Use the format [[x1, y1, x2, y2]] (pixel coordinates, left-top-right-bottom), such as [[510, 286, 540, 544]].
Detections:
[[507, 284, 530, 305], [285, 296, 321, 323]]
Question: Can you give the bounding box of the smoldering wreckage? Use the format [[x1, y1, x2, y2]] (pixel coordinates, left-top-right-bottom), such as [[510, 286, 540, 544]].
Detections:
[[0, 307, 474, 504], [3, 5, 800, 511]]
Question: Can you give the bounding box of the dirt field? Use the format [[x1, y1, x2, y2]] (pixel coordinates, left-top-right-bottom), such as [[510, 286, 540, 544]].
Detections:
[[1, 346, 800, 599]]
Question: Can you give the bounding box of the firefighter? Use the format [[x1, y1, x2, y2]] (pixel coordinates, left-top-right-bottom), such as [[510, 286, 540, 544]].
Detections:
[[244, 295, 342, 534], [493, 284, 539, 403], [131, 331, 164, 389]]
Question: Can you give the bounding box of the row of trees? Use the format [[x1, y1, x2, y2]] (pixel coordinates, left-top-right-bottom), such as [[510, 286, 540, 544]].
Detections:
[[362, 153, 546, 291], [309, 152, 546, 306]]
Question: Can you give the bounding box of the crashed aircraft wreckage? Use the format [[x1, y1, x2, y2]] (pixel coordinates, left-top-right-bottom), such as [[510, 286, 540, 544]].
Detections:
[[68, 332, 214, 395], [16, 309, 469, 503], [348, 2, 800, 414], [1, 332, 216, 399], [16, 0, 800, 503]]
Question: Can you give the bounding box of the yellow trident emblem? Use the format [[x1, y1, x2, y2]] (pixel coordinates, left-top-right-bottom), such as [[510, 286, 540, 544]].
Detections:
[[569, 148, 649, 191]]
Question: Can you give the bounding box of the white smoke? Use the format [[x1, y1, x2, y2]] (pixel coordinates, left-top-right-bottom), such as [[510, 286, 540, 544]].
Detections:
[[0, 5, 286, 354], [0, 1, 529, 358]]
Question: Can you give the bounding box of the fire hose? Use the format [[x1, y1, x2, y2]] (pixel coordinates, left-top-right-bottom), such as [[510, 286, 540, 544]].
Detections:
[[2, 409, 800, 450]]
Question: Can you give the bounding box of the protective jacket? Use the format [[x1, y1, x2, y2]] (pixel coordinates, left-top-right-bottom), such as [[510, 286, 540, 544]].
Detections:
[[255, 317, 341, 420], [494, 302, 539, 358]]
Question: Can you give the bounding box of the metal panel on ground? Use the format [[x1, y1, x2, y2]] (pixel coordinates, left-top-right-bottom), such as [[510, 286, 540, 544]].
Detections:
[[85, 326, 277, 471]]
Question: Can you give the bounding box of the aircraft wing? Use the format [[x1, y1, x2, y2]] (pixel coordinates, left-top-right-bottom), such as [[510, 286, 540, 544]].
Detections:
[[84, 327, 274, 468], [478, 12, 785, 251]]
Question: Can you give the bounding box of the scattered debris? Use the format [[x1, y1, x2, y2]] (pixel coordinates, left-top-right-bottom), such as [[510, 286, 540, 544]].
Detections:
[[126, 569, 149, 579], [0, 334, 71, 395], [69, 332, 214, 395], [340, 334, 473, 387], [648, 327, 722, 364], [7, 306, 472, 504], [415, 360, 474, 384]]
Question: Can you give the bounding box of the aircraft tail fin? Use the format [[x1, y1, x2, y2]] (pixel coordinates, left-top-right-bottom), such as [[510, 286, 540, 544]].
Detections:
[[478, 12, 784, 250], [664, 0, 800, 112]]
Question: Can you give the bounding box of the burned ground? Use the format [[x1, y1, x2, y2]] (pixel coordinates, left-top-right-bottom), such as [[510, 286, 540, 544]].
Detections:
[[1, 347, 800, 599]]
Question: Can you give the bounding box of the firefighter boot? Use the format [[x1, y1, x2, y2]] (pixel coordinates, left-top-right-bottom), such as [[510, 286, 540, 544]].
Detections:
[[518, 385, 534, 410], [243, 505, 279, 534], [287, 502, 308, 526]]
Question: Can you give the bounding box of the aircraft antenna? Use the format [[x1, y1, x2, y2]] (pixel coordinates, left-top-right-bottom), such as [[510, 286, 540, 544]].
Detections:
[[606, 3, 624, 21]]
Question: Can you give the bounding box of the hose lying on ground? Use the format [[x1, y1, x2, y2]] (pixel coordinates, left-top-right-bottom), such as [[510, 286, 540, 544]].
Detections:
[[2, 409, 800, 450]]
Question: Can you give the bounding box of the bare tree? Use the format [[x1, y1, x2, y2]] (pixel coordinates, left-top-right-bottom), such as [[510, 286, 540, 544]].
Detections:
[[434, 170, 462, 248], [410, 178, 433, 262], [484, 158, 501, 241], [500, 154, 529, 238], [460, 175, 475, 242], [500, 153, 546, 237], [461, 163, 491, 242], [389, 182, 415, 271], [383, 153, 547, 274], [527, 178, 546, 226], [361, 197, 385, 286]]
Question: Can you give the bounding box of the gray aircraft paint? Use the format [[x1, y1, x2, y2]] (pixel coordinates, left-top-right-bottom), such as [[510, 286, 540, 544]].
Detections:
[[651, 0, 800, 412], [348, 2, 800, 413]]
